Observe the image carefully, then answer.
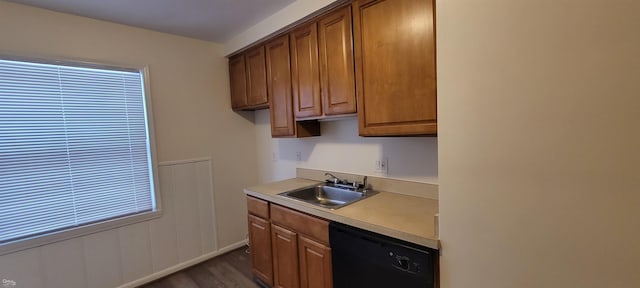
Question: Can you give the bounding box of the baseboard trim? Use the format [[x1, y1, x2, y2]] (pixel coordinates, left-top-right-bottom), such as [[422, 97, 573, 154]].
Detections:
[[116, 240, 248, 288]]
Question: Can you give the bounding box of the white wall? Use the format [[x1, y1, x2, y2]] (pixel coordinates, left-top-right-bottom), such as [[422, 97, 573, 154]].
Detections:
[[254, 110, 439, 187], [0, 1, 257, 287], [224, 0, 339, 54], [438, 0, 640, 287]]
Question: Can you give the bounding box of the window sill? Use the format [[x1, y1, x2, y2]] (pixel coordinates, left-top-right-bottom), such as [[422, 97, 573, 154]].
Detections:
[[0, 209, 162, 256]]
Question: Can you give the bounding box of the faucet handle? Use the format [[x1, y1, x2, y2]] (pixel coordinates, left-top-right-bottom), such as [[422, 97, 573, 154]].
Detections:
[[324, 172, 341, 184]]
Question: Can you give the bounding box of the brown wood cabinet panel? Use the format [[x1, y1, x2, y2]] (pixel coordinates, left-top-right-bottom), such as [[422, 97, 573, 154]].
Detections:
[[248, 214, 273, 286], [229, 54, 248, 109], [246, 200, 332, 288], [291, 23, 322, 118], [354, 0, 437, 136], [245, 46, 269, 108], [247, 196, 269, 219], [298, 236, 333, 288], [271, 224, 300, 288], [319, 5, 357, 116], [270, 204, 329, 245], [266, 35, 297, 137]]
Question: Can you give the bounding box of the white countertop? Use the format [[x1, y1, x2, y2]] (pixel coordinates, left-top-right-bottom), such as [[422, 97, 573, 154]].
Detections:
[[244, 178, 440, 250]]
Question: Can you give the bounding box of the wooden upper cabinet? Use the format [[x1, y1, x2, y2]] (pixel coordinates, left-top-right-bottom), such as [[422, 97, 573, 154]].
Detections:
[[229, 54, 248, 109], [230, 0, 436, 136], [354, 0, 437, 136], [229, 46, 269, 110], [291, 23, 322, 118], [266, 35, 296, 137], [245, 46, 269, 108], [291, 5, 357, 120], [267, 35, 320, 138], [319, 5, 357, 116]]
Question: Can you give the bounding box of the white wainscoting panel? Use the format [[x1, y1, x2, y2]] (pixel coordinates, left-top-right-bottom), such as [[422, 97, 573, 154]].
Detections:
[[83, 229, 123, 288], [149, 165, 179, 271], [0, 158, 221, 288], [195, 160, 217, 254], [40, 237, 87, 288], [118, 221, 153, 283], [0, 246, 43, 287], [172, 163, 204, 262]]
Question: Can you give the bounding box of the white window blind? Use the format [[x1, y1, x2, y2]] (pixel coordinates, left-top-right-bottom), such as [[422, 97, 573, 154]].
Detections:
[[0, 58, 156, 246]]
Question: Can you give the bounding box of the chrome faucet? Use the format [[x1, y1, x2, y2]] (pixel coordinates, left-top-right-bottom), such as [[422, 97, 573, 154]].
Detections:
[[324, 172, 343, 184], [324, 172, 370, 194]]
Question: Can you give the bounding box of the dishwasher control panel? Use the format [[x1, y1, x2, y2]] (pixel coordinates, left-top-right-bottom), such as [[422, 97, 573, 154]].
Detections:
[[389, 252, 422, 274]]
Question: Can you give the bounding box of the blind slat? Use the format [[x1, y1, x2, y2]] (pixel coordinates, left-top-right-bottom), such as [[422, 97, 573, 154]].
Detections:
[[0, 58, 155, 244]]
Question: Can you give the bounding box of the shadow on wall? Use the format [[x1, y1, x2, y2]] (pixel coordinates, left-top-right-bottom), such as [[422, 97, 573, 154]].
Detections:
[[274, 117, 438, 183], [232, 110, 256, 125]]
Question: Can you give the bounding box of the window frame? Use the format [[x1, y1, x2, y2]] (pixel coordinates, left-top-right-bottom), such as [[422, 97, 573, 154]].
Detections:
[[0, 54, 162, 256]]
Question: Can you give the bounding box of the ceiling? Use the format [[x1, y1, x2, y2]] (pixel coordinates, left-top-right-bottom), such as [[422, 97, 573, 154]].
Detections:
[[5, 0, 296, 42]]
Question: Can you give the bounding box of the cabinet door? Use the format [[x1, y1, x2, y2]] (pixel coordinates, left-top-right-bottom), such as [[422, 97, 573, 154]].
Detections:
[[319, 5, 357, 116], [266, 35, 296, 137], [229, 54, 248, 109], [245, 46, 269, 108], [291, 23, 322, 119], [298, 235, 332, 288], [354, 0, 437, 136], [248, 214, 273, 286], [272, 224, 300, 288]]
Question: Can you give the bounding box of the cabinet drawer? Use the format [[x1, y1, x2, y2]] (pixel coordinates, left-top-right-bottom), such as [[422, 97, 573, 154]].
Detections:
[[270, 204, 329, 245], [247, 196, 269, 219]]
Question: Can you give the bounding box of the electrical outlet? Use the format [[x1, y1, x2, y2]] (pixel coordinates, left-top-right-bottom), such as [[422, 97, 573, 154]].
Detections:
[[272, 152, 278, 162], [375, 157, 388, 173], [295, 151, 302, 162]]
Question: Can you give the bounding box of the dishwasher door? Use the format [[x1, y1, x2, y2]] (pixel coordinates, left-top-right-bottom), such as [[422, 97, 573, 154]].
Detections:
[[329, 222, 437, 288]]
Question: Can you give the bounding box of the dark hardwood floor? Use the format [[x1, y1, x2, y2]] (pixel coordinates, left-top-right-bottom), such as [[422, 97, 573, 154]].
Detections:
[[139, 246, 261, 288]]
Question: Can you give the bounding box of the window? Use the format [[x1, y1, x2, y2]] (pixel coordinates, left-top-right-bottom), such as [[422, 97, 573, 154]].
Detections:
[[0, 57, 159, 254]]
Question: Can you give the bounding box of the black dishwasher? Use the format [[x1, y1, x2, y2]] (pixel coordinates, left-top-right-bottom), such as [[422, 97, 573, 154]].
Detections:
[[329, 222, 438, 288]]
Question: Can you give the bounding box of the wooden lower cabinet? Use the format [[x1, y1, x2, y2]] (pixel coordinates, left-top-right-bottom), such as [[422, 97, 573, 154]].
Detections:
[[298, 235, 332, 288], [272, 224, 300, 288], [247, 196, 333, 288], [271, 226, 333, 288], [248, 214, 274, 286], [270, 204, 332, 288]]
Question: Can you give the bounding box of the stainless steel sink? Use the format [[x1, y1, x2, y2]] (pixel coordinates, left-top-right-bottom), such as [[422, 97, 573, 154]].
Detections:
[[279, 184, 377, 209]]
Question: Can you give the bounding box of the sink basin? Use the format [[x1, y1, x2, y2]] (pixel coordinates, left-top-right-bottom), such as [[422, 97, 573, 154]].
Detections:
[[279, 184, 377, 209]]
